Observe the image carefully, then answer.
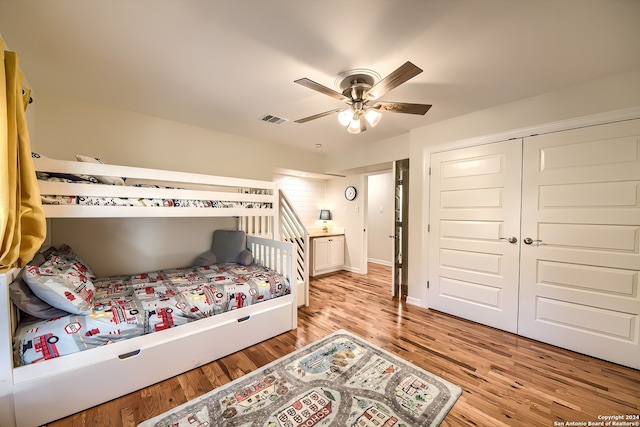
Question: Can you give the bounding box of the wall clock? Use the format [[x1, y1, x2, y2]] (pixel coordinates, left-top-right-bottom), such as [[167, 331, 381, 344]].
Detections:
[[345, 186, 357, 201]]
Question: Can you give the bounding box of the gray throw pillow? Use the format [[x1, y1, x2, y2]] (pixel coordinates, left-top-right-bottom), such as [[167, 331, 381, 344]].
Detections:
[[237, 249, 253, 266], [193, 250, 217, 266], [193, 231, 254, 266]]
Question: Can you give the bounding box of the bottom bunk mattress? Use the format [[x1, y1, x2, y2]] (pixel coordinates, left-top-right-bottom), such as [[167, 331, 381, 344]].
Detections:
[[13, 250, 290, 367]]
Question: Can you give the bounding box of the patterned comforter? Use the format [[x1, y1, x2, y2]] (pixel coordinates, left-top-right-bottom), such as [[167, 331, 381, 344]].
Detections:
[[14, 263, 290, 366], [37, 172, 272, 209]]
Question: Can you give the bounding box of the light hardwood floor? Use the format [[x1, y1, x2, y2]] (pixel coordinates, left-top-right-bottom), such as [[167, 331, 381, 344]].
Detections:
[[48, 263, 639, 426]]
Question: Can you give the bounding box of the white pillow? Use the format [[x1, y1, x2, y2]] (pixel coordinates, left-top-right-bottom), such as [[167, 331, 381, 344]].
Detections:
[[23, 245, 96, 315], [75, 154, 125, 185], [24, 266, 95, 315]]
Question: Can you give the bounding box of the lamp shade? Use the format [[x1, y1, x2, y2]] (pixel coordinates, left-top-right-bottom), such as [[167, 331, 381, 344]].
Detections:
[[319, 209, 332, 220], [347, 118, 361, 134], [364, 109, 382, 127], [337, 110, 352, 126]]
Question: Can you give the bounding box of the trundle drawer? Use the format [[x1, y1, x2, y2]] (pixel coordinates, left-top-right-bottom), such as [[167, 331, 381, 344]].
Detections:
[[13, 298, 295, 427]]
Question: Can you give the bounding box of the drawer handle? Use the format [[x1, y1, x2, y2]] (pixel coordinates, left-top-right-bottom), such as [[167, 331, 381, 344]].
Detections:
[[237, 315, 251, 323], [118, 349, 141, 360]]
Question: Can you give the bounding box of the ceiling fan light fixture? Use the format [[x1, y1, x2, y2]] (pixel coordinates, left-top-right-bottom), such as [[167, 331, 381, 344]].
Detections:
[[337, 109, 352, 126], [347, 118, 361, 134], [294, 62, 430, 133], [364, 109, 382, 127]]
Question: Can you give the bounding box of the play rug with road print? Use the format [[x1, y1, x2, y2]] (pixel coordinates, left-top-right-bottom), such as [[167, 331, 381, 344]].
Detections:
[[138, 329, 462, 427]]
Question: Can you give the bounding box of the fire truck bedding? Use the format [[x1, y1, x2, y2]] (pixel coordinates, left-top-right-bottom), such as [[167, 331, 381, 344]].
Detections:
[[36, 171, 273, 210], [12, 244, 290, 367], [32, 154, 276, 216]]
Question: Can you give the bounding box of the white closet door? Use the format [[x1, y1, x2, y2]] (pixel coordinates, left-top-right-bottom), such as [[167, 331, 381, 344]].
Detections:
[[519, 119, 640, 369], [429, 141, 523, 333]]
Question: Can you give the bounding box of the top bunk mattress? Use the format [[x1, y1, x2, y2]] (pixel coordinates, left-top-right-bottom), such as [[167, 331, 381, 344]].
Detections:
[[33, 153, 277, 218]]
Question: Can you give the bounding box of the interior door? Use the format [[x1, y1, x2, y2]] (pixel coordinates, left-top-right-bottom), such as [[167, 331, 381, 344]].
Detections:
[[392, 159, 409, 299], [429, 141, 523, 333], [518, 119, 640, 369]]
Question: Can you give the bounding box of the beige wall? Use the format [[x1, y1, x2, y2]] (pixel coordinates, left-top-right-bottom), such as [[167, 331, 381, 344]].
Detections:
[[323, 133, 409, 175], [325, 175, 366, 274], [50, 217, 237, 276], [31, 93, 326, 181]]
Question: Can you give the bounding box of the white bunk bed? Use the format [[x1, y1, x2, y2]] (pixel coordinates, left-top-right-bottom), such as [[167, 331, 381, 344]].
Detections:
[[0, 157, 296, 427]]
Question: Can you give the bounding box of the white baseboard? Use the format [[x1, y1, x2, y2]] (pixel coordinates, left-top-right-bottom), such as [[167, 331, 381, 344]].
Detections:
[[367, 258, 392, 267], [341, 266, 361, 274], [406, 296, 421, 307]]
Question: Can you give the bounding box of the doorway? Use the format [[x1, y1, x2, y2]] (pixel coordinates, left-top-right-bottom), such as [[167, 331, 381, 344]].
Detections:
[[365, 161, 409, 299]]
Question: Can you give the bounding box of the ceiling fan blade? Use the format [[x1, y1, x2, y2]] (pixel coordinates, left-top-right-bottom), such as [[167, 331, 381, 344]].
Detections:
[[294, 108, 343, 123], [294, 78, 348, 101], [374, 102, 432, 115], [366, 61, 423, 101]]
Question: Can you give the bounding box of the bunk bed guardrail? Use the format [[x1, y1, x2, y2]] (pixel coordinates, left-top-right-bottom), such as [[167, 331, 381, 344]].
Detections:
[[33, 156, 278, 218]]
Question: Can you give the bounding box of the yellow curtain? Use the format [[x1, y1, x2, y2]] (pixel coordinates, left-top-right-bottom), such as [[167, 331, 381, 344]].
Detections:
[[0, 41, 46, 272]]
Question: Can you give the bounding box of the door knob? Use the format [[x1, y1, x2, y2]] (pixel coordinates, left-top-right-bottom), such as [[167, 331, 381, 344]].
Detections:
[[523, 237, 542, 245], [499, 237, 518, 244]]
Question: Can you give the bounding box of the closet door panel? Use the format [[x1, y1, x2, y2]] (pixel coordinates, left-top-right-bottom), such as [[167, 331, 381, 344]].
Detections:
[[519, 119, 640, 369], [429, 141, 522, 333]]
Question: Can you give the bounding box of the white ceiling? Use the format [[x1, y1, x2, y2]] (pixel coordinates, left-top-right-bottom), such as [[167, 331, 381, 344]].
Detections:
[[1, 0, 639, 154]]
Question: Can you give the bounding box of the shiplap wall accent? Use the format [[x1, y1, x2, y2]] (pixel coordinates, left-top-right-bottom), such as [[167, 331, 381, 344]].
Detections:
[[273, 174, 327, 229]]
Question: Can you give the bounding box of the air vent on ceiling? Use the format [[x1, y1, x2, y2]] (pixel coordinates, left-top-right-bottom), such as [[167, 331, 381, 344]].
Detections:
[[260, 114, 289, 125]]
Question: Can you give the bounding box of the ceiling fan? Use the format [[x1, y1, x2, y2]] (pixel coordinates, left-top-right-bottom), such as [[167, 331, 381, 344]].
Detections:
[[294, 61, 431, 134]]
